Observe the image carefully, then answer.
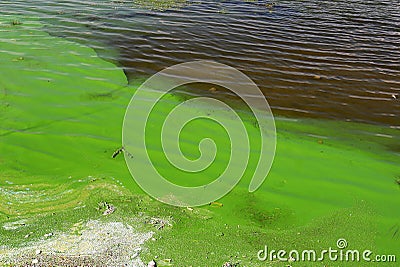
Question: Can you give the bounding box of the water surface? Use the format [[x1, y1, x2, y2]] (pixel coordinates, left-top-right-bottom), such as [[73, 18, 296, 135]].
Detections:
[[1, 7, 400, 264], [1, 0, 399, 126]]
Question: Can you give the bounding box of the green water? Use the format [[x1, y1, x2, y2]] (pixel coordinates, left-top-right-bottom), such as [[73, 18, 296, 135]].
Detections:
[[1, 16, 399, 266]]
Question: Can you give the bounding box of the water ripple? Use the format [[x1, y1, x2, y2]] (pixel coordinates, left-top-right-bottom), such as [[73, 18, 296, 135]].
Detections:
[[0, 0, 399, 126]]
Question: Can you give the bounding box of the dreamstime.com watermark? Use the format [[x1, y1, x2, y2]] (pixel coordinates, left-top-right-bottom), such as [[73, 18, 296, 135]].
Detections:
[[257, 238, 397, 264], [122, 60, 276, 207]]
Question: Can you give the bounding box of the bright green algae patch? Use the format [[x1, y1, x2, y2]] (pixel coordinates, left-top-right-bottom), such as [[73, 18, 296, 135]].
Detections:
[[1, 16, 400, 266], [0, 16, 129, 179], [136, 98, 400, 265]]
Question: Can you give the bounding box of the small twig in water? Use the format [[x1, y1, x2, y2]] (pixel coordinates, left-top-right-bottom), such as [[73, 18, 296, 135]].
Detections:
[[112, 147, 124, 158], [112, 146, 134, 159]]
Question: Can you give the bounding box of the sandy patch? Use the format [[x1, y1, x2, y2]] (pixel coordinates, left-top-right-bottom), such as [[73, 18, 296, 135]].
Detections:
[[0, 220, 153, 267]]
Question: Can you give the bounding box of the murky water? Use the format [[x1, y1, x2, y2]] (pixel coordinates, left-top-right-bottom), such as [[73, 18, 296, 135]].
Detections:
[[1, 0, 399, 126]]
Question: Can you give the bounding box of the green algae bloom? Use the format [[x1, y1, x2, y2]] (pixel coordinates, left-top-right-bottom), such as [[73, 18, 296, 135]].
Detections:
[[0, 15, 399, 267]]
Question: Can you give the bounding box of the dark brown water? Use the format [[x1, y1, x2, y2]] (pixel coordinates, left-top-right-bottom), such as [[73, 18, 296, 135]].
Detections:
[[1, 0, 399, 126]]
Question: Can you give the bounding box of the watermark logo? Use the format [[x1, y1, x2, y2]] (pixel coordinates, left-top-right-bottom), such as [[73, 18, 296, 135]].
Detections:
[[257, 238, 396, 264], [122, 60, 276, 207]]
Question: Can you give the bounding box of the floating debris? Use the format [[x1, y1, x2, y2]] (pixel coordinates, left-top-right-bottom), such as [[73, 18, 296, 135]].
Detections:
[[392, 94, 398, 100], [209, 87, 217, 93], [209, 201, 223, 207], [3, 220, 27, 230], [147, 217, 172, 230], [222, 261, 240, 267], [24, 232, 33, 239], [97, 202, 115, 215], [44, 233, 53, 238], [112, 147, 124, 158], [12, 57, 24, 62], [133, 0, 188, 11], [11, 20, 22, 26], [112, 146, 133, 159], [132, 247, 141, 259], [265, 2, 276, 9], [148, 260, 157, 267], [103, 204, 115, 216]]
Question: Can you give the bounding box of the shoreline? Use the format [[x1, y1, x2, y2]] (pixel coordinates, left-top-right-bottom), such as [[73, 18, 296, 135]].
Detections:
[[1, 16, 399, 266]]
